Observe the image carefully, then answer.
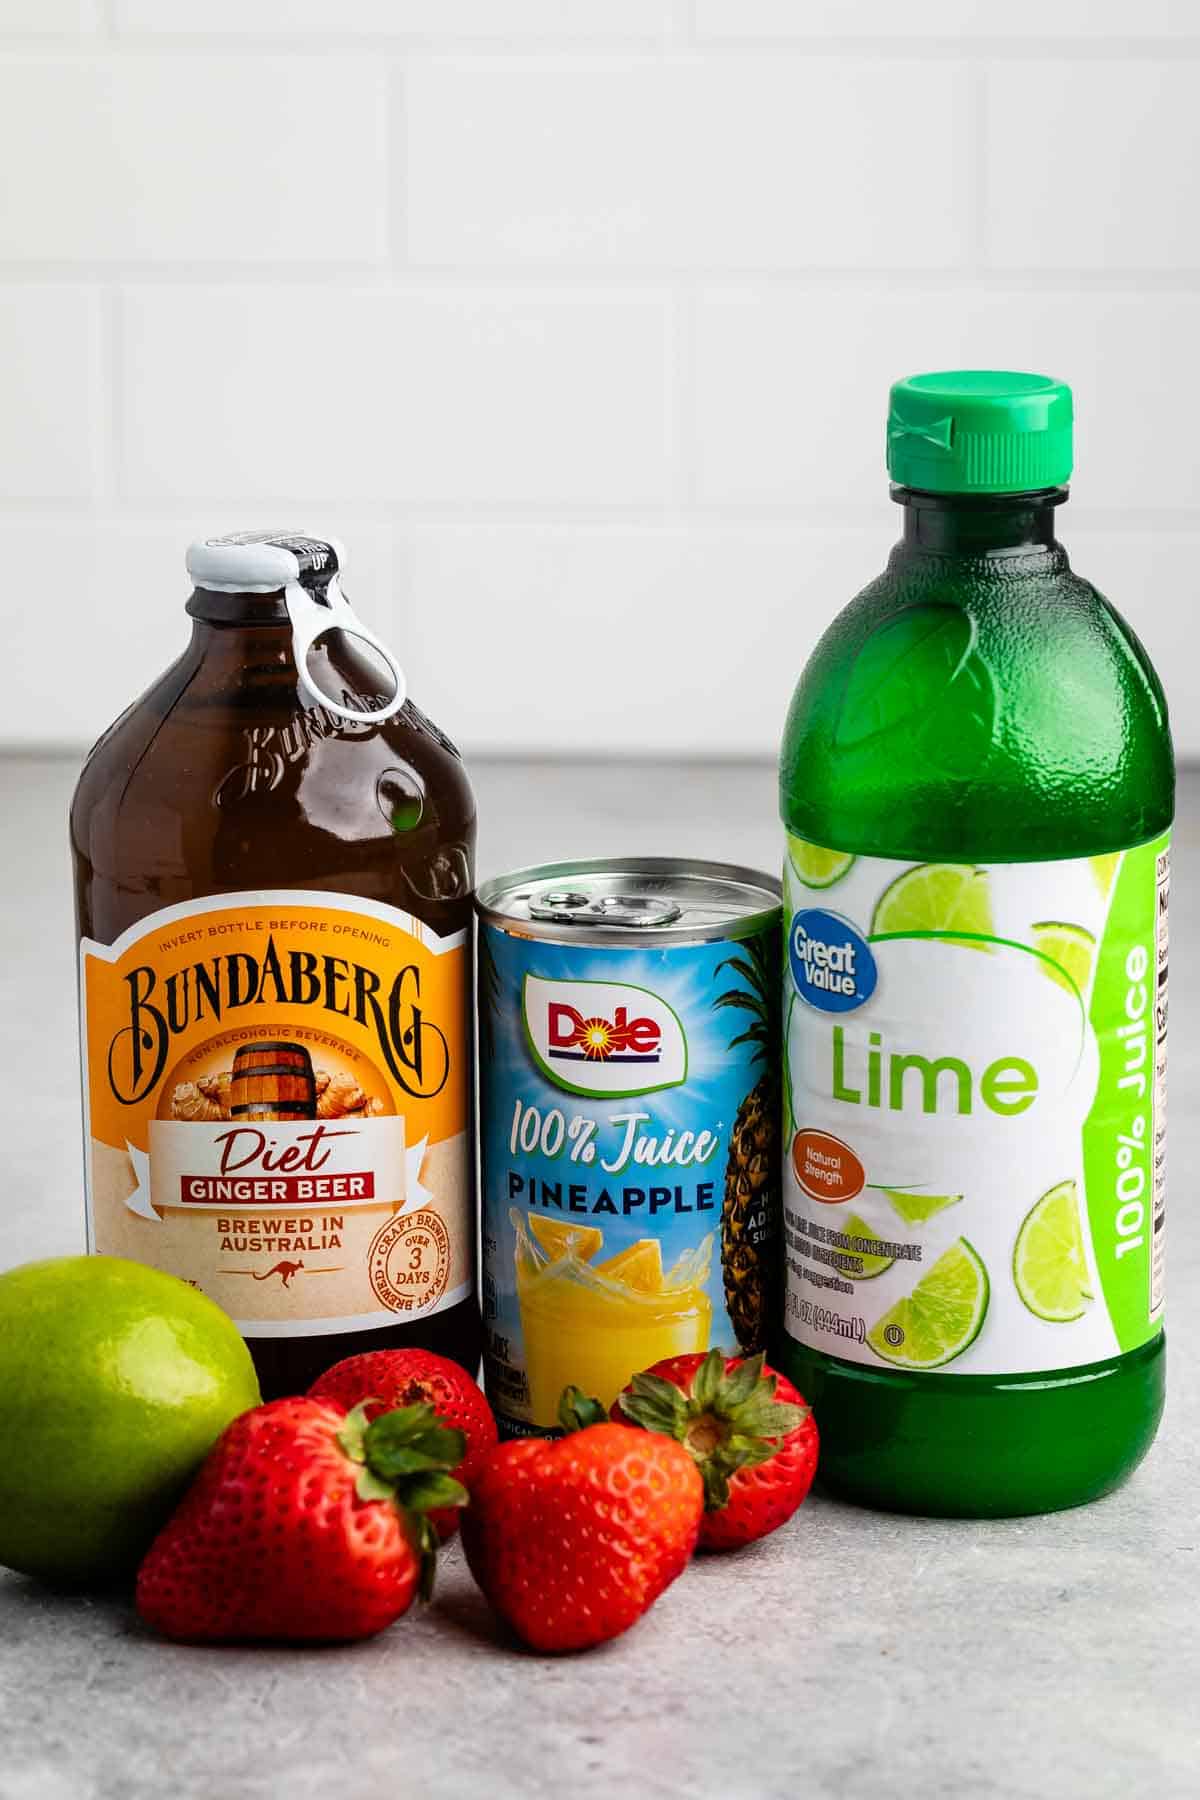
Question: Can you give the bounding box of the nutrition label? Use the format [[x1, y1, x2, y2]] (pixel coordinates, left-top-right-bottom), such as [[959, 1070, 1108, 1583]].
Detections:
[[1151, 846, 1169, 1319]]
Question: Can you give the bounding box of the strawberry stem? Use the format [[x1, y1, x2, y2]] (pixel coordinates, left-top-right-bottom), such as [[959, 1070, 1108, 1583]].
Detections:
[[337, 1399, 469, 1596], [618, 1349, 809, 1512]]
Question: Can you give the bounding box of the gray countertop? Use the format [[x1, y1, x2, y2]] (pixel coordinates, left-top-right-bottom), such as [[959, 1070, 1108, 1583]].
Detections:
[[1, 755, 1196, 1800]]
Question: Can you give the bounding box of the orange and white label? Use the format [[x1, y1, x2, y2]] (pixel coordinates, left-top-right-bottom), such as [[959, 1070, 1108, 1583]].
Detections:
[[79, 891, 471, 1337]]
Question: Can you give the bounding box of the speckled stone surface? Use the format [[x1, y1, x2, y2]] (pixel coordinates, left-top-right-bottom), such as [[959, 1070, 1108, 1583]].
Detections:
[[1, 756, 1196, 1800]]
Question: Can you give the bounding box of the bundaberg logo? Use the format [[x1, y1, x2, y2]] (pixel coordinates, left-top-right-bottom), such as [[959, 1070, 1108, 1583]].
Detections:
[[106, 935, 449, 1104]]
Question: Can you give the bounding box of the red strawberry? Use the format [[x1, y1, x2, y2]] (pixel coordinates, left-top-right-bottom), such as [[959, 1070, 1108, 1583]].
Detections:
[[136, 1396, 467, 1643], [461, 1398, 703, 1653], [613, 1349, 817, 1551], [309, 1348, 497, 1542]]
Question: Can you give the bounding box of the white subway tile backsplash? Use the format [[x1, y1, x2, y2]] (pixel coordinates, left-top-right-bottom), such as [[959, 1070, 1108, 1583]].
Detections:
[[0, 287, 98, 498], [117, 287, 672, 505], [114, 1, 674, 38], [1060, 525, 1200, 735], [694, 287, 1200, 512], [694, 1, 1199, 39], [390, 524, 891, 755], [406, 58, 969, 269], [985, 62, 1200, 270], [0, 55, 386, 262], [0, 18, 1197, 756], [0, 519, 394, 748], [4, 523, 208, 747], [0, 1, 98, 31], [4, 516, 1191, 759]]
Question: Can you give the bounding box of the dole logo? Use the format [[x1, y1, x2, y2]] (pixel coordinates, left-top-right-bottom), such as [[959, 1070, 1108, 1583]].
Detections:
[[522, 975, 687, 1097], [548, 1002, 661, 1063]]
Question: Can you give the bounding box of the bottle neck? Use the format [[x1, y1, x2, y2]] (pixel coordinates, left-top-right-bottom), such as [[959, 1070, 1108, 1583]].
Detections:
[[893, 486, 1068, 558], [181, 589, 403, 723], [178, 593, 298, 691], [186, 585, 290, 626]]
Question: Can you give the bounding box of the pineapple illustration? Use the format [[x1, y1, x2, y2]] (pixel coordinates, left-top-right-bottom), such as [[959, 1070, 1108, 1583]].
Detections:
[[713, 931, 781, 1352]]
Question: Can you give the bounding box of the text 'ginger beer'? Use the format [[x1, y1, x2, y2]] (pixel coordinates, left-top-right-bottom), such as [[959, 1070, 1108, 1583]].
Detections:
[[72, 533, 479, 1397]]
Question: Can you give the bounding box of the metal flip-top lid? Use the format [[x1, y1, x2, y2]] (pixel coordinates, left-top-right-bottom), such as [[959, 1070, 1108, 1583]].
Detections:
[[477, 858, 781, 947]]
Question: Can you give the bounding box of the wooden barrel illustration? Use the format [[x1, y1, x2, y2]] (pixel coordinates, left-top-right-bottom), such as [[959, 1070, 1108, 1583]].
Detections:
[[229, 1041, 317, 1121]]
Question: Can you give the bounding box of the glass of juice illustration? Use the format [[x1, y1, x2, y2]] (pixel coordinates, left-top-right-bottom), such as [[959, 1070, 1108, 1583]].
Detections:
[[513, 1212, 713, 1424]]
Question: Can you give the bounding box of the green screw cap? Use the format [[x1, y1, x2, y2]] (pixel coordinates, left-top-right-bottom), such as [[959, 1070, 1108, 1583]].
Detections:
[[887, 370, 1073, 494]]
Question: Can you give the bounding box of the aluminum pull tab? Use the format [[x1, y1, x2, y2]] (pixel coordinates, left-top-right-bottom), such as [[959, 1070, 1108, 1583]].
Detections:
[[186, 531, 408, 727], [528, 890, 683, 927], [285, 570, 407, 726]]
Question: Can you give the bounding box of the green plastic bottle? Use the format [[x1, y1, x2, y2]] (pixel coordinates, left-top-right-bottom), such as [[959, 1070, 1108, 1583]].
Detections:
[[776, 372, 1172, 1517]]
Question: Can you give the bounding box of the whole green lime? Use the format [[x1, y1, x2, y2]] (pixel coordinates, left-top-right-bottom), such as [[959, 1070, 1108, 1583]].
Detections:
[[0, 1256, 261, 1584]]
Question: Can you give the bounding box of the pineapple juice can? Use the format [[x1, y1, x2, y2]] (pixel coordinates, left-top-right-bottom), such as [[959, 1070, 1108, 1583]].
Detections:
[[476, 859, 781, 1437]]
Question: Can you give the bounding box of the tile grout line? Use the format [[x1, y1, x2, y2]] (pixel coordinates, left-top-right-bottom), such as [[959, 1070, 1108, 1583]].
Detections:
[[965, 57, 990, 276], [665, 284, 696, 511], [385, 52, 406, 269], [9, 34, 1200, 58], [5, 266, 1200, 292], [100, 286, 123, 510]]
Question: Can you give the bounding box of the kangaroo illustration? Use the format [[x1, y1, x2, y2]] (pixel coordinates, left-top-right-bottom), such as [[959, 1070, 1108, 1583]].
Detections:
[[254, 1259, 305, 1288]]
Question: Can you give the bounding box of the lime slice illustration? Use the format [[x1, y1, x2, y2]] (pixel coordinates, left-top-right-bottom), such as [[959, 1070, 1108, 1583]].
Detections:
[[866, 1238, 989, 1369], [871, 863, 993, 943], [877, 1187, 962, 1226], [1090, 852, 1121, 899], [1031, 921, 1095, 998], [787, 834, 856, 890], [832, 1213, 894, 1280], [1013, 1180, 1093, 1323]]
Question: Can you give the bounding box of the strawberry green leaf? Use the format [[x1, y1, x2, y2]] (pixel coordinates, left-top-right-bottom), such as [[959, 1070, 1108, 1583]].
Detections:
[[732, 1396, 809, 1439], [363, 1405, 466, 1483], [558, 1387, 609, 1433], [619, 1371, 691, 1438], [719, 1354, 765, 1408], [692, 1348, 726, 1412], [369, 1443, 462, 1477], [617, 1348, 808, 1514], [335, 1399, 376, 1464], [725, 1435, 779, 1472], [355, 1467, 396, 1504], [402, 1472, 469, 1515]]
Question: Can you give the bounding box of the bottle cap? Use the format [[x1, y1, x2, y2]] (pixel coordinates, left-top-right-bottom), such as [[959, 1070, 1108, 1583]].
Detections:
[[886, 370, 1073, 494], [186, 531, 407, 726]]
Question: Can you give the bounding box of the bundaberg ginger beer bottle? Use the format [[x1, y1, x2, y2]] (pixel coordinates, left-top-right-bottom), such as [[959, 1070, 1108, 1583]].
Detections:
[[72, 533, 478, 1397]]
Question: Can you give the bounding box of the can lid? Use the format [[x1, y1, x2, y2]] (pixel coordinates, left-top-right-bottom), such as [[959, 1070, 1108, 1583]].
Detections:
[[887, 370, 1073, 494], [477, 858, 780, 946]]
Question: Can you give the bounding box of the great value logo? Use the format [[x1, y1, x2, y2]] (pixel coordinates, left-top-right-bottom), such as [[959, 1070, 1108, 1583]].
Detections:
[[789, 908, 878, 1014], [521, 974, 688, 1097]]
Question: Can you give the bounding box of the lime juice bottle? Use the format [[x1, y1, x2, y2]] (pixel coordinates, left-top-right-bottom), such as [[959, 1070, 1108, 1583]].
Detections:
[[777, 372, 1172, 1516]]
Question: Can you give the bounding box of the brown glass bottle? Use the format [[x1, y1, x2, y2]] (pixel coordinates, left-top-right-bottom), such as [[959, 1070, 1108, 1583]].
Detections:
[[71, 535, 479, 1398]]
